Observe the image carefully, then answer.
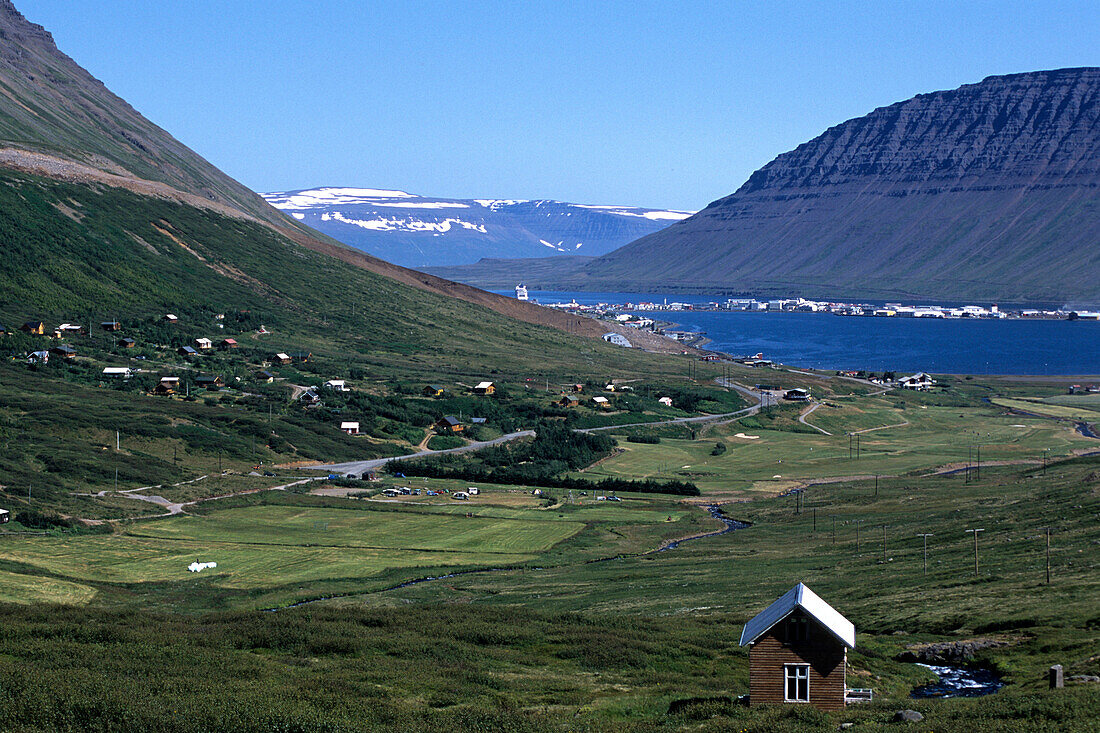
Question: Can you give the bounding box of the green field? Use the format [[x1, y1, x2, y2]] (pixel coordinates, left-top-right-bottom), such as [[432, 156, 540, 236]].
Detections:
[[580, 401, 1093, 494], [993, 396, 1100, 420], [128, 504, 583, 554]]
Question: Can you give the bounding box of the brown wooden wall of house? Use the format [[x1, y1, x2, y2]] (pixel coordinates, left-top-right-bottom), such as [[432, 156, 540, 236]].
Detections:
[[748, 616, 847, 711]]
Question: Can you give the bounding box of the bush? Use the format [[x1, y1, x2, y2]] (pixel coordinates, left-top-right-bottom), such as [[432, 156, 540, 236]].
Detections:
[[711, 442, 727, 456], [627, 435, 660, 444]]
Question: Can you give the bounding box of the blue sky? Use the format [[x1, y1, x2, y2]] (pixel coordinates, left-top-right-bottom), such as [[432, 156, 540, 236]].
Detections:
[[18, 1, 1100, 210]]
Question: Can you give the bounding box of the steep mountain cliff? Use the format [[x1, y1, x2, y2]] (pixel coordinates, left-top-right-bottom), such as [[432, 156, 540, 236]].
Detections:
[[0, 1, 669, 348], [262, 187, 689, 267], [580, 68, 1100, 304]]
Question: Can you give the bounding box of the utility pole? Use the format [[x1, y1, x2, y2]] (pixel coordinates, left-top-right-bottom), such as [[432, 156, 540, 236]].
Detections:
[[882, 524, 888, 561], [1040, 527, 1052, 584], [917, 533, 933, 576], [965, 528, 984, 576], [812, 507, 817, 533], [874, 474, 879, 499]]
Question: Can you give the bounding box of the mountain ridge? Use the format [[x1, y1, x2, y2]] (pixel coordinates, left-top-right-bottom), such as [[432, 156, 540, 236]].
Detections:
[[441, 68, 1100, 305], [261, 186, 690, 267]]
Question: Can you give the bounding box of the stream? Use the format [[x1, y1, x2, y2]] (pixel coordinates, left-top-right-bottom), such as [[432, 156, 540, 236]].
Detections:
[[911, 663, 1004, 698]]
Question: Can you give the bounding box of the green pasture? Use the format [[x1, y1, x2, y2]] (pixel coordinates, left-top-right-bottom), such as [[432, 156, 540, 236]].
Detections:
[[581, 403, 1093, 493], [993, 396, 1100, 420], [127, 504, 583, 554]]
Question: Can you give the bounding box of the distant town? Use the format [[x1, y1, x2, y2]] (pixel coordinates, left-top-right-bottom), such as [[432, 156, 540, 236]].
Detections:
[[515, 285, 1100, 321]]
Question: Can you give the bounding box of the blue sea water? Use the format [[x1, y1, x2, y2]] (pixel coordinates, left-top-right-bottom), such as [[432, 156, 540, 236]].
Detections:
[[498, 290, 1100, 375]]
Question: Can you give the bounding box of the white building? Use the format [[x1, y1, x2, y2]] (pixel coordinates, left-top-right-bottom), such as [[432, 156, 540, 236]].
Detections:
[[602, 332, 632, 347], [339, 421, 360, 435], [102, 367, 133, 378], [515, 284, 529, 301], [324, 379, 350, 392]]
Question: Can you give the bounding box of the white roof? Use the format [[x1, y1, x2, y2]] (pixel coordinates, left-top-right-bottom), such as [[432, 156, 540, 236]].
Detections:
[[592, 396, 609, 403], [739, 583, 855, 649], [325, 379, 345, 386], [476, 381, 494, 389], [340, 422, 359, 429], [275, 352, 290, 360], [160, 376, 180, 383], [102, 367, 131, 375]]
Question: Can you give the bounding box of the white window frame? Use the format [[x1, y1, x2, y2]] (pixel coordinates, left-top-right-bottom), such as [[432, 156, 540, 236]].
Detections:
[[784, 663, 810, 702]]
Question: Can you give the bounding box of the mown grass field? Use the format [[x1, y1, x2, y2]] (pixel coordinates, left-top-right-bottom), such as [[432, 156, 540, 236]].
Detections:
[[580, 399, 1094, 494], [127, 504, 584, 553]]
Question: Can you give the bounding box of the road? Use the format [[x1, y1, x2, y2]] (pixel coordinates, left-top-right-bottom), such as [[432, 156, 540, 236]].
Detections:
[[307, 430, 536, 475], [307, 379, 779, 476], [798, 403, 832, 435]]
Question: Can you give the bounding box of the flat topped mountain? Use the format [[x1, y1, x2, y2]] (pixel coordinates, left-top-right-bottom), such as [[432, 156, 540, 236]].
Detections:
[[580, 68, 1100, 305], [262, 187, 690, 267]]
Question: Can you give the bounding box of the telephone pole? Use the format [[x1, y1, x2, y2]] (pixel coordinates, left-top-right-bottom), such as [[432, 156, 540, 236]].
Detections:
[[917, 533, 933, 576], [1039, 527, 1052, 584], [965, 528, 984, 576], [881, 524, 888, 561]]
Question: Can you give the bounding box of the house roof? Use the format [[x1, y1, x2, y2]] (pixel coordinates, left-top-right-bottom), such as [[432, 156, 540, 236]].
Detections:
[[739, 583, 855, 649], [592, 396, 609, 403], [340, 422, 359, 429], [470, 417, 487, 424], [439, 415, 462, 426], [275, 352, 290, 360], [51, 345, 76, 354], [475, 381, 494, 389], [102, 367, 131, 375], [427, 384, 444, 390], [195, 375, 220, 383], [180, 346, 198, 354]]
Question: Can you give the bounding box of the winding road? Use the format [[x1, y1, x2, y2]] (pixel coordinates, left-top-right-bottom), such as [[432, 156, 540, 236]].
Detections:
[[309, 379, 773, 476]]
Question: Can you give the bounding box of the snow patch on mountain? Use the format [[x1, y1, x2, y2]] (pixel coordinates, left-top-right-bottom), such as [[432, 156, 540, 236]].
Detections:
[[261, 186, 693, 267], [321, 211, 488, 234]]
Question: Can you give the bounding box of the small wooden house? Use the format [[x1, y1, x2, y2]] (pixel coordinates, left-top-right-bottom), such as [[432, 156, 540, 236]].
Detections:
[[118, 337, 136, 349], [195, 375, 223, 391], [195, 338, 213, 350], [423, 385, 446, 397], [154, 377, 179, 395], [299, 389, 321, 405], [473, 381, 495, 395], [739, 583, 855, 711], [324, 379, 350, 392], [0, 508, 8, 524], [21, 321, 46, 335], [256, 370, 275, 383], [784, 388, 811, 402], [100, 321, 121, 332], [592, 396, 611, 409], [339, 421, 360, 435], [163, 314, 179, 323], [434, 415, 465, 434], [218, 338, 238, 350], [273, 352, 292, 365], [49, 345, 76, 360], [558, 395, 579, 407]]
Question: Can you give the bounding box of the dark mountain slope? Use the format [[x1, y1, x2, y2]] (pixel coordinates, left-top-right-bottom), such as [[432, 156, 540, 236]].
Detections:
[[0, 1, 670, 346], [582, 68, 1100, 304], [0, 0, 287, 226]]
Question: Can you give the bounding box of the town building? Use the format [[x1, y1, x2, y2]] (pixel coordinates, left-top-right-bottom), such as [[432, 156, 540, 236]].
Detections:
[[473, 381, 495, 395], [339, 421, 360, 435], [784, 388, 811, 401], [423, 385, 446, 397], [195, 338, 213, 350]]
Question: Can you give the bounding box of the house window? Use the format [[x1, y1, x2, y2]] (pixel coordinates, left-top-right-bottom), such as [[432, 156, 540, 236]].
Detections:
[[785, 664, 810, 702], [784, 616, 809, 643]]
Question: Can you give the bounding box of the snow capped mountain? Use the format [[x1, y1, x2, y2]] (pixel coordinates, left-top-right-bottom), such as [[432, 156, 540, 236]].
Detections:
[[262, 187, 692, 267]]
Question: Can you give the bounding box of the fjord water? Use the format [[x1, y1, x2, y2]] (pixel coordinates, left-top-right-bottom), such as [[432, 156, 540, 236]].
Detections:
[[506, 291, 1100, 375]]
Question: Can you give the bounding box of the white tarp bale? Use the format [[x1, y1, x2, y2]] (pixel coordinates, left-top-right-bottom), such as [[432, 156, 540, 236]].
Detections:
[[188, 561, 217, 573]]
